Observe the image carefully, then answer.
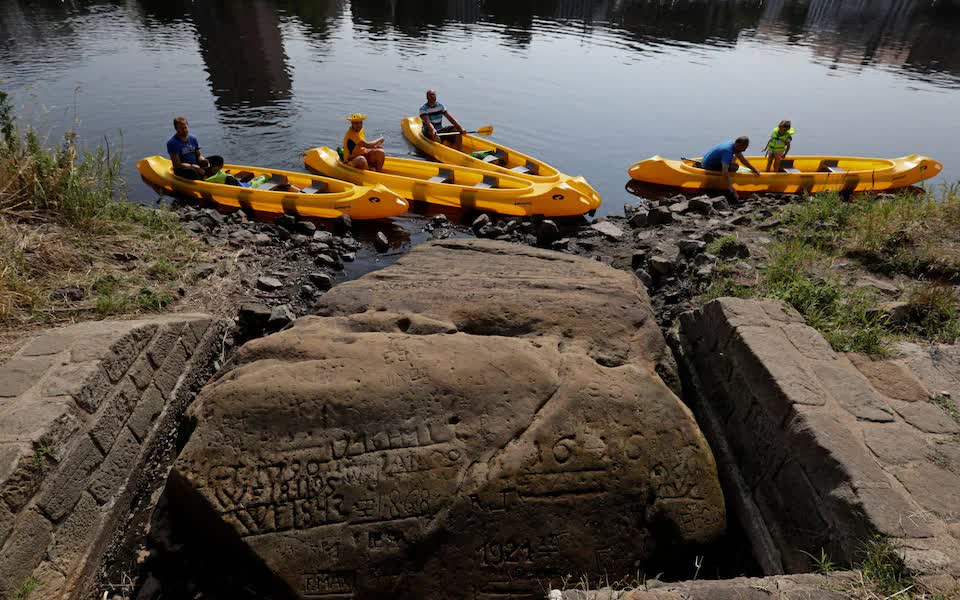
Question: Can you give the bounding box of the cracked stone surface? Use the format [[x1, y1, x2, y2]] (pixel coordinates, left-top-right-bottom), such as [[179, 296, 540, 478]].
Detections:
[[170, 239, 725, 600]]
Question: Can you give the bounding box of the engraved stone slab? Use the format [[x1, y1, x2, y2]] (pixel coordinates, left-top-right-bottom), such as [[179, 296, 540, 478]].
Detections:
[[171, 241, 725, 599]]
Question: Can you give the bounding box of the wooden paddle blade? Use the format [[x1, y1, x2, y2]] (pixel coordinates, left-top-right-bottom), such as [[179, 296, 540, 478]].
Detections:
[[474, 125, 494, 136]]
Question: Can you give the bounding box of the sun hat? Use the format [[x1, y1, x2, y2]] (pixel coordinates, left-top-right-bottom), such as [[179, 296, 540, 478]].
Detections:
[[345, 113, 368, 121]]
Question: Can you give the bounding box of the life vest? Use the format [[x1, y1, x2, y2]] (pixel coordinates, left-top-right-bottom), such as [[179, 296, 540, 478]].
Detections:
[[343, 127, 366, 161], [768, 127, 795, 153]]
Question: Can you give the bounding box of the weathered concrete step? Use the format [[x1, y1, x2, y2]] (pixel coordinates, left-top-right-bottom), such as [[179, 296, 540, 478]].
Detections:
[[680, 298, 960, 595], [0, 314, 229, 599]]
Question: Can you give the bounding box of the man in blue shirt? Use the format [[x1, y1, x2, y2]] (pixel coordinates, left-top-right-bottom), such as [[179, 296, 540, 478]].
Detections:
[[167, 116, 218, 179], [419, 89, 466, 150], [701, 136, 760, 197]]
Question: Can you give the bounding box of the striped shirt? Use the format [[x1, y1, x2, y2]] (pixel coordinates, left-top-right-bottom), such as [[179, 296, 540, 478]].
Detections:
[[419, 102, 446, 128]]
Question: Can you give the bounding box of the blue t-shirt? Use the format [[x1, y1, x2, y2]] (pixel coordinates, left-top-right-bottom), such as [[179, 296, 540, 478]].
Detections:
[[166, 134, 200, 165], [702, 140, 736, 171], [419, 102, 445, 128]]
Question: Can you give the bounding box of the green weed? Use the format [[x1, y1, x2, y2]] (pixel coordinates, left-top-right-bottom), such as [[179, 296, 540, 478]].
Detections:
[[930, 394, 960, 426], [14, 576, 40, 600], [799, 548, 835, 575], [706, 235, 741, 257], [902, 283, 960, 343], [856, 536, 913, 598], [136, 288, 174, 311], [147, 259, 178, 282], [762, 242, 889, 355]]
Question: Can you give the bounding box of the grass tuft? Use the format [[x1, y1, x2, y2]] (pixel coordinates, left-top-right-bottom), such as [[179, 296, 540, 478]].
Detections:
[[0, 90, 208, 336], [14, 576, 40, 600]]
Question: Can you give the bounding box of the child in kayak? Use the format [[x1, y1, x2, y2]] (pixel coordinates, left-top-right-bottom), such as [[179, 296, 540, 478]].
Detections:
[[763, 120, 794, 172]]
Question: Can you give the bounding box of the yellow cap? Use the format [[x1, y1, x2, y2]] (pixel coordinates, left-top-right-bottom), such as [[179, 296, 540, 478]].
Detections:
[[345, 113, 368, 121]]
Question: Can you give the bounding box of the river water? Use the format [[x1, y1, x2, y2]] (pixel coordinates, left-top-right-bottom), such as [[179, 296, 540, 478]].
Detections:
[[2, 0, 959, 217]]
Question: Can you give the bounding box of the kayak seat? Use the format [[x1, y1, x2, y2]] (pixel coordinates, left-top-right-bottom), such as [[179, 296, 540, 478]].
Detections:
[[259, 174, 290, 192], [428, 169, 453, 184], [302, 180, 328, 194], [820, 159, 846, 174], [233, 171, 256, 183], [510, 160, 538, 175], [474, 175, 498, 189], [779, 160, 802, 174], [482, 150, 507, 164]]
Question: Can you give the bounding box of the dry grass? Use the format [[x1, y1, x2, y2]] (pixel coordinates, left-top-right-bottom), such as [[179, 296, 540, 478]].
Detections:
[[0, 90, 212, 354]]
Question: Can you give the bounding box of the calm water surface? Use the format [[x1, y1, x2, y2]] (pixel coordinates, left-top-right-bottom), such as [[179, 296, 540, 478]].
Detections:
[[2, 0, 960, 216]]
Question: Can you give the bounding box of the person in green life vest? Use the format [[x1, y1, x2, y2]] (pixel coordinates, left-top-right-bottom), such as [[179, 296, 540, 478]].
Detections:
[[763, 120, 794, 172]]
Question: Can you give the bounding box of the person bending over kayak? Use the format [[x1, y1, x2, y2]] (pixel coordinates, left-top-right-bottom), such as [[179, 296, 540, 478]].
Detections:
[[763, 120, 794, 173], [701, 136, 760, 198], [342, 113, 385, 172], [420, 89, 466, 150], [167, 116, 221, 179]]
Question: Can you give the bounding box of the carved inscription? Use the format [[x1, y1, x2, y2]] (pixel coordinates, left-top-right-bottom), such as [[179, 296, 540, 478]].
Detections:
[[302, 571, 354, 597], [476, 534, 562, 569], [201, 420, 463, 537]]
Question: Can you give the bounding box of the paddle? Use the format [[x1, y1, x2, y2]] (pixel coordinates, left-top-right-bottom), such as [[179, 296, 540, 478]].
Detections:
[[438, 125, 494, 137]]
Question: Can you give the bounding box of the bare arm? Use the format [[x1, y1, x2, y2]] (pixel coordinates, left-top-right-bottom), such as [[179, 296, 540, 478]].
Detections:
[[784, 141, 791, 157], [360, 137, 384, 149], [736, 152, 761, 175], [722, 162, 734, 194], [444, 110, 465, 133], [420, 114, 436, 137], [170, 153, 203, 173]]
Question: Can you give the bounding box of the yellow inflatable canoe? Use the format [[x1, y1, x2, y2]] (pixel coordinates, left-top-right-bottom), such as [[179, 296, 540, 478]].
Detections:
[[136, 156, 408, 220], [400, 116, 601, 211], [303, 147, 596, 217], [627, 155, 942, 194]]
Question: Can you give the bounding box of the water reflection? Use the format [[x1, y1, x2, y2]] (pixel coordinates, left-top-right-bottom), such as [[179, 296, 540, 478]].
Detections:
[[136, 0, 293, 122], [3, 0, 960, 88]]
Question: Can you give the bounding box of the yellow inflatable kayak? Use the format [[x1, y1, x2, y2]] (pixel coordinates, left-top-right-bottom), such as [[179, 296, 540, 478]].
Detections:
[[136, 156, 408, 220], [628, 155, 942, 194], [400, 116, 601, 211], [303, 147, 596, 217]]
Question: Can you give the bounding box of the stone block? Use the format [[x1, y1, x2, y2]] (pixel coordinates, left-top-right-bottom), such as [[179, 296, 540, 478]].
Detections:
[[0, 442, 44, 513], [127, 385, 165, 443], [74, 365, 112, 414], [154, 341, 188, 398], [18, 331, 78, 357], [0, 355, 56, 398], [89, 378, 142, 454], [69, 323, 138, 363], [0, 497, 13, 548], [36, 434, 104, 522], [727, 326, 827, 423], [89, 428, 141, 505], [892, 461, 960, 520], [892, 399, 960, 434], [812, 360, 893, 422], [787, 407, 891, 493], [46, 490, 103, 573], [0, 396, 82, 452], [181, 315, 213, 351], [146, 323, 183, 369], [781, 322, 837, 361], [0, 509, 53, 598], [127, 353, 155, 391], [848, 355, 929, 403], [101, 323, 157, 382], [857, 484, 932, 539], [862, 422, 929, 467]]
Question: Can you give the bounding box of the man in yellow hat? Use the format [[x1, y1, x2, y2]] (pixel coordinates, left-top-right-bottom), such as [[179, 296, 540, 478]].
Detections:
[[342, 113, 385, 172]]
